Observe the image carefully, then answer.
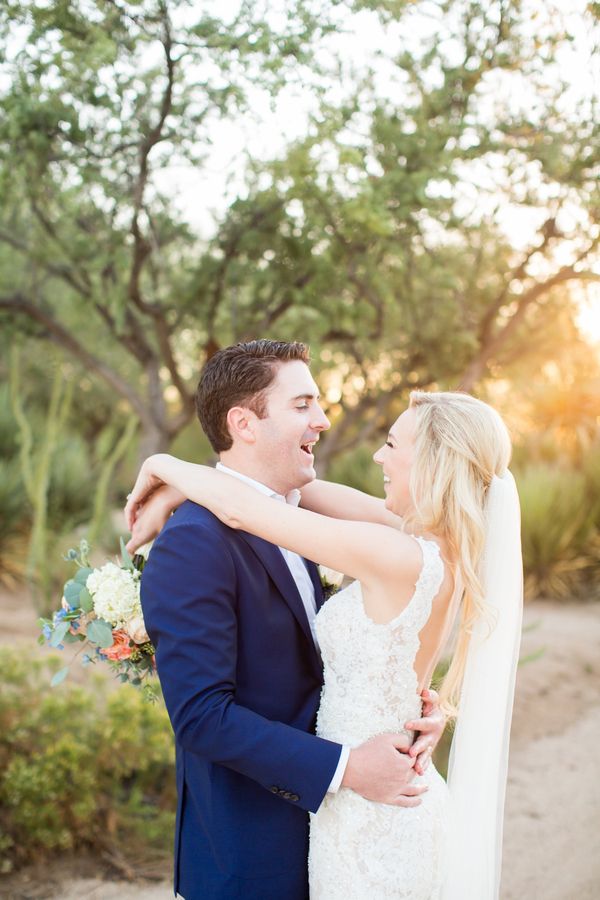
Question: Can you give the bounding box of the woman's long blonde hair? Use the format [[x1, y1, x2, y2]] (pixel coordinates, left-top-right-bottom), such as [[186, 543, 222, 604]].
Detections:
[[404, 391, 512, 718]]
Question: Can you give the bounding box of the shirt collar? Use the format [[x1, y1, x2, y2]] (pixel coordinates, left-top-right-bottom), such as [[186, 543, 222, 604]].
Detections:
[[216, 462, 301, 507]]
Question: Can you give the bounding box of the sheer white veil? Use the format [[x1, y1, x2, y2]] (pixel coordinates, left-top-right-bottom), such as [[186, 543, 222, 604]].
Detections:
[[442, 469, 523, 899]]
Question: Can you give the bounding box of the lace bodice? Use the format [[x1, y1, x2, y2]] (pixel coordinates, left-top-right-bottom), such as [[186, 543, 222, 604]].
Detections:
[[309, 536, 449, 900], [315, 535, 445, 747]]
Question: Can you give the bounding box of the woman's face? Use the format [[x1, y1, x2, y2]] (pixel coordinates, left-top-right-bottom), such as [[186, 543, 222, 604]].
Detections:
[[373, 407, 417, 516]]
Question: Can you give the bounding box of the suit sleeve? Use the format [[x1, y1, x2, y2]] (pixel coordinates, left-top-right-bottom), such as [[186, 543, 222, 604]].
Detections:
[[141, 517, 342, 813]]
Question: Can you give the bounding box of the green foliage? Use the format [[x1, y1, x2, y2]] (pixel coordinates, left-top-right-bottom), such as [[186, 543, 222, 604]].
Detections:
[[0, 0, 342, 456], [0, 383, 29, 586], [0, 456, 28, 587], [0, 650, 175, 872], [326, 442, 386, 497], [517, 460, 600, 600], [582, 448, 600, 532], [0, 0, 598, 467], [0, 0, 598, 592]]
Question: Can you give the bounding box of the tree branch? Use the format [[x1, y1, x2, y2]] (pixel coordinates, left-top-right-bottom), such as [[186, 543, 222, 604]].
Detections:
[[0, 228, 92, 299], [154, 316, 195, 412], [317, 391, 392, 472], [458, 266, 600, 389], [204, 198, 286, 338], [128, 5, 176, 318], [0, 294, 151, 426], [477, 215, 560, 346]]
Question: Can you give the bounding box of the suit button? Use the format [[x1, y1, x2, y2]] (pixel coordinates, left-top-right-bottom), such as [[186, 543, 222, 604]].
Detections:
[[282, 791, 292, 800], [278, 789, 286, 797], [270, 786, 279, 794], [290, 794, 299, 802]]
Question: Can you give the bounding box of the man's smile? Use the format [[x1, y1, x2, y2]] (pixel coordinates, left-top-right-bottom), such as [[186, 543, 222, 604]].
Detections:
[[300, 439, 318, 460]]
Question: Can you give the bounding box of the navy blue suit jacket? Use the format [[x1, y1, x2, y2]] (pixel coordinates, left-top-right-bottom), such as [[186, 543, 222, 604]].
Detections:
[[141, 500, 342, 900]]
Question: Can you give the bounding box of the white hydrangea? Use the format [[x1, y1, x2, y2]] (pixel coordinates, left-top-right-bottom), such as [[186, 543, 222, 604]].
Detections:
[[86, 562, 141, 628]]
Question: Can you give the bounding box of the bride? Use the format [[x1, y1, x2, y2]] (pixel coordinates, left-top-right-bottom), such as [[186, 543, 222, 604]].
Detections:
[[125, 389, 522, 900]]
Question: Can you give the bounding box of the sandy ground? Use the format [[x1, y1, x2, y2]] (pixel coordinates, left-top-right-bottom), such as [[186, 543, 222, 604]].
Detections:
[[1, 589, 599, 900]]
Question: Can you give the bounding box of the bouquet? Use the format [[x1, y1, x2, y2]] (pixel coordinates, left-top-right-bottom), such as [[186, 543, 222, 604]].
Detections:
[[39, 538, 158, 700]]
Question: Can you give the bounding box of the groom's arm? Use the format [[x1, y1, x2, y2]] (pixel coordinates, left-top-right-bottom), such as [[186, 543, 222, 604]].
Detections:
[[141, 516, 342, 814]]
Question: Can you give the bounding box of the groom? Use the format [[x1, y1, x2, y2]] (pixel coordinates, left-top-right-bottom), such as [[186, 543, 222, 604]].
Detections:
[[138, 340, 443, 900]]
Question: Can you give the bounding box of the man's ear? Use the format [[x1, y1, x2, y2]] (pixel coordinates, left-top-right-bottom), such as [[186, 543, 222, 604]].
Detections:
[[226, 406, 257, 445]]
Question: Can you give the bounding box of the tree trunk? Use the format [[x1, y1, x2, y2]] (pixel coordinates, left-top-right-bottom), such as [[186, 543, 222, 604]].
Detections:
[[137, 421, 171, 463]]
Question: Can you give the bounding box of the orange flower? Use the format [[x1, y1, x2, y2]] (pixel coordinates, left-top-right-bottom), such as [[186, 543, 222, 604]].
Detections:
[[99, 630, 133, 661]]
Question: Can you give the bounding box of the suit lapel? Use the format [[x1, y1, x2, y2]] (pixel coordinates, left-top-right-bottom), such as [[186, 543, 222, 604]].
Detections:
[[237, 531, 322, 670], [305, 559, 326, 611]]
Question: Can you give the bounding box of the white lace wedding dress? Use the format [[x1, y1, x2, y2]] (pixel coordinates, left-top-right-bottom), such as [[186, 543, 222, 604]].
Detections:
[[309, 536, 449, 900]]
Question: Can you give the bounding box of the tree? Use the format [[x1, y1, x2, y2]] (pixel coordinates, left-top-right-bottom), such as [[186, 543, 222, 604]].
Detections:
[[188, 0, 599, 466], [0, 0, 338, 455], [0, 0, 598, 473]]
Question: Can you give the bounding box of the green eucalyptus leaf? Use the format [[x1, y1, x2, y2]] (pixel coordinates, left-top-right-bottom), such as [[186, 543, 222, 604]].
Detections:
[[120, 537, 133, 569], [64, 580, 82, 604], [49, 621, 70, 647], [74, 567, 93, 585], [62, 631, 79, 644], [86, 619, 115, 648], [50, 667, 69, 687], [78, 587, 94, 613]]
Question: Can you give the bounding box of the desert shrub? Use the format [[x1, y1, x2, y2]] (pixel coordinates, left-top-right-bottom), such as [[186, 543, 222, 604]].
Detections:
[[0, 386, 29, 587], [0, 650, 175, 872], [517, 464, 598, 600], [0, 458, 29, 587], [47, 434, 96, 529], [581, 447, 600, 531]]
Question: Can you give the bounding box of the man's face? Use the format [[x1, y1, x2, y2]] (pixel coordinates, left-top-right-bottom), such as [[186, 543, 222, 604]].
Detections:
[[252, 360, 330, 494]]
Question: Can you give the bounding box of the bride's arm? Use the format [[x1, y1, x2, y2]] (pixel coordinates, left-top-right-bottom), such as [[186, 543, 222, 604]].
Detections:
[[125, 473, 403, 554], [300, 479, 404, 530], [125, 455, 419, 588]]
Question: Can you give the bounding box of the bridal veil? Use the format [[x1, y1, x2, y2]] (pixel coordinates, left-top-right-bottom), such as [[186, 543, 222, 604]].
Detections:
[[442, 470, 523, 899]]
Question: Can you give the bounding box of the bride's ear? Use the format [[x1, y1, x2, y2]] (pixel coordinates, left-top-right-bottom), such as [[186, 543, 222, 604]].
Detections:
[[226, 406, 258, 445]]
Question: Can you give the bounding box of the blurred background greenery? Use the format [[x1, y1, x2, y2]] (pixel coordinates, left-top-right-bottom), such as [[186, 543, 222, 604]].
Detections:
[[0, 0, 598, 879]]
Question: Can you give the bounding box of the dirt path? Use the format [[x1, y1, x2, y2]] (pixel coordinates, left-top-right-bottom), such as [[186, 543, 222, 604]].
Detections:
[[501, 600, 600, 900], [1, 591, 599, 899]]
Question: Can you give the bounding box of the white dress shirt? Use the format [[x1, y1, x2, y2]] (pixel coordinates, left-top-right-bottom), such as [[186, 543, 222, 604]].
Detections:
[[216, 463, 349, 793]]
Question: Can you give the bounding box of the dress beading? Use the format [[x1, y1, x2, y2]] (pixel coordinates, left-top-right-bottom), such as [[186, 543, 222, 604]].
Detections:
[[309, 536, 448, 900]]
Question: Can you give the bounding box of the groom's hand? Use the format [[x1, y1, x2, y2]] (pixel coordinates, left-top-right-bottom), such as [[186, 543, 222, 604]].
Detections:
[[341, 734, 428, 807]]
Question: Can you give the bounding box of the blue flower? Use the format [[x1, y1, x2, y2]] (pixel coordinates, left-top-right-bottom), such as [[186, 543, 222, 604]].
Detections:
[[42, 624, 52, 641]]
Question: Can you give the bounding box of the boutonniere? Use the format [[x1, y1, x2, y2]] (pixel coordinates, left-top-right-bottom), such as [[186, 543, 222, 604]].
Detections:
[[318, 565, 344, 600]]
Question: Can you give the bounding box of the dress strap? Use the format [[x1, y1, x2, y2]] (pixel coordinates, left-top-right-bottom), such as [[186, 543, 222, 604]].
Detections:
[[391, 535, 445, 633]]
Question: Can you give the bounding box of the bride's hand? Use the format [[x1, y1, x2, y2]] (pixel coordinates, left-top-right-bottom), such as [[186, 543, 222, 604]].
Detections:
[[124, 454, 175, 531], [125, 484, 185, 553], [405, 688, 446, 776]]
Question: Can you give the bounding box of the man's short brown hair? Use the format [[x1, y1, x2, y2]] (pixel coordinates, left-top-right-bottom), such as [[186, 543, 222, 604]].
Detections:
[[196, 340, 310, 452]]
